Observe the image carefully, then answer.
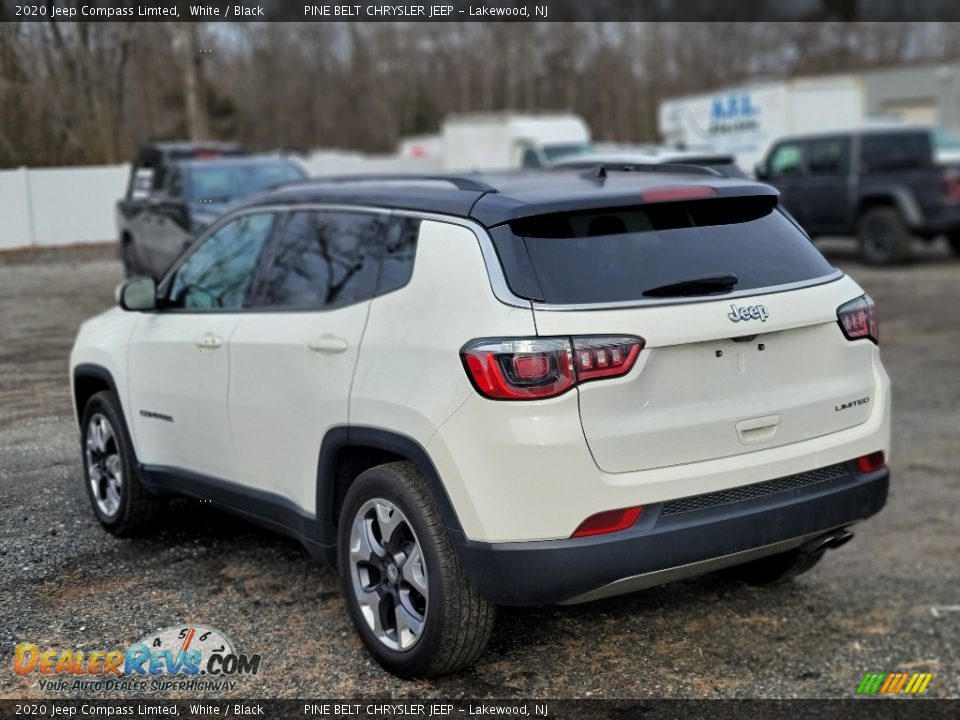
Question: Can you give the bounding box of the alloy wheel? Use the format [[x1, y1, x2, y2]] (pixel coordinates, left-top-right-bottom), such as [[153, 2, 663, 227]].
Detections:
[[85, 413, 123, 518], [348, 498, 428, 651]]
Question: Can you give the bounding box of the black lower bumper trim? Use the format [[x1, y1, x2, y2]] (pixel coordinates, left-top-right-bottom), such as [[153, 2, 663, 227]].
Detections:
[[453, 463, 889, 606]]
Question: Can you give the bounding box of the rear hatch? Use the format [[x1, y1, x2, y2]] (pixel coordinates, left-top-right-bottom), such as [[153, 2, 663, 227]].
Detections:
[[493, 193, 876, 473]]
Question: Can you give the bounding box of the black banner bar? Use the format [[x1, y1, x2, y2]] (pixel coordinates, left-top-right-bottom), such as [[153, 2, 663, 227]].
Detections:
[[1, 699, 959, 720], [5, 0, 960, 22]]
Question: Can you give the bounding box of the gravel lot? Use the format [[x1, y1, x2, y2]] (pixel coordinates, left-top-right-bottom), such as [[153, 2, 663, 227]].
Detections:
[[0, 240, 957, 700]]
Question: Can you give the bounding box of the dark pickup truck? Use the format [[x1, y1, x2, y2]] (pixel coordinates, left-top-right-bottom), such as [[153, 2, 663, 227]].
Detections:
[[117, 142, 306, 278], [756, 127, 960, 264]]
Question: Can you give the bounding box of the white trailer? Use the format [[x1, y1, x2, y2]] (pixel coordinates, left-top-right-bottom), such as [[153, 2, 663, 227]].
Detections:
[[441, 113, 591, 171], [659, 75, 866, 171]]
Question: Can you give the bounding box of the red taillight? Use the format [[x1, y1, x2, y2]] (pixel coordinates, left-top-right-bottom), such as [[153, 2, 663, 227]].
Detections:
[[837, 295, 879, 344], [856, 451, 886, 474], [944, 169, 960, 204], [572, 506, 644, 538], [641, 186, 717, 203], [461, 336, 644, 400], [461, 339, 575, 400], [572, 336, 643, 381]]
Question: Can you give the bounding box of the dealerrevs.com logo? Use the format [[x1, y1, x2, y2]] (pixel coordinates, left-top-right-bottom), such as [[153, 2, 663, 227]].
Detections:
[[14, 625, 261, 694]]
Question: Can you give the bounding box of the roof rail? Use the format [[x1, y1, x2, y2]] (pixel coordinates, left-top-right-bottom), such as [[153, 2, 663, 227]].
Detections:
[[565, 162, 723, 178], [291, 173, 499, 194]]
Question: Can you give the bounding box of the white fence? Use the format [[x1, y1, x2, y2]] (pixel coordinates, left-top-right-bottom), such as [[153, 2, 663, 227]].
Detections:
[[0, 152, 442, 251], [0, 164, 130, 249]]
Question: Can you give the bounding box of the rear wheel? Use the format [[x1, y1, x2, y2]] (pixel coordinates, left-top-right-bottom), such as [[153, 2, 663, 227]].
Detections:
[[947, 232, 960, 255], [857, 206, 912, 265], [120, 236, 138, 277], [81, 391, 161, 535], [721, 548, 824, 586], [338, 461, 495, 678]]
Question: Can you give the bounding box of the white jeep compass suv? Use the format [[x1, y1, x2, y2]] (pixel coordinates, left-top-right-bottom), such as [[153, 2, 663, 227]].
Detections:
[[70, 170, 890, 678]]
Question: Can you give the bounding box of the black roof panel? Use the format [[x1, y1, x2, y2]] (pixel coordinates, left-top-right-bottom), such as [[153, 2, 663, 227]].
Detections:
[[140, 141, 248, 160], [237, 170, 779, 228], [176, 156, 303, 171]]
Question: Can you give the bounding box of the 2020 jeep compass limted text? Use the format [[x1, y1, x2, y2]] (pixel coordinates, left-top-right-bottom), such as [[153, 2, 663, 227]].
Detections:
[[70, 170, 890, 677]]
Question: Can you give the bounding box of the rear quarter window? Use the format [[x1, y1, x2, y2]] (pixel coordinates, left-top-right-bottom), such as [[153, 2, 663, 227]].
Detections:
[[494, 196, 836, 305]]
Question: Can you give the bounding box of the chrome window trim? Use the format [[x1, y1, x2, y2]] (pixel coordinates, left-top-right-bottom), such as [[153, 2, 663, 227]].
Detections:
[[162, 202, 841, 314], [391, 209, 532, 310], [162, 203, 532, 310]]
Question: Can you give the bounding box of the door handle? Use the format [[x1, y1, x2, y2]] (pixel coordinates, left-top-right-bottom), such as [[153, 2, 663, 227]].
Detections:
[[194, 333, 223, 350], [307, 335, 348, 354]]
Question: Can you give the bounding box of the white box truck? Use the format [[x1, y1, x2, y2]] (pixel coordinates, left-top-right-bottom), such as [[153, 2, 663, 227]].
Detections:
[[659, 75, 866, 171], [441, 113, 592, 171]]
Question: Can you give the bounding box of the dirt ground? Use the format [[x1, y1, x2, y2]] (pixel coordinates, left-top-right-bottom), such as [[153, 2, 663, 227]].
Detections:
[[0, 239, 957, 699]]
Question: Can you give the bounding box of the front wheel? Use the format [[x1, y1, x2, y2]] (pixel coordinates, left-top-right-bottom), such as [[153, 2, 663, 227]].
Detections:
[[338, 461, 495, 678], [81, 391, 162, 535], [119, 236, 139, 277]]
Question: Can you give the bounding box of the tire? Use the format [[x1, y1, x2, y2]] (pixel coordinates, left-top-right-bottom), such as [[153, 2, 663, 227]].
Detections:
[[80, 391, 162, 536], [856, 206, 912, 265], [337, 461, 495, 678], [120, 236, 138, 277], [947, 232, 960, 256], [721, 548, 824, 587]]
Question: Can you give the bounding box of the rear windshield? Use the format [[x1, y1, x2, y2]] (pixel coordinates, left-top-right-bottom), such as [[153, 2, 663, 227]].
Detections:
[[491, 196, 835, 304], [187, 162, 305, 203]]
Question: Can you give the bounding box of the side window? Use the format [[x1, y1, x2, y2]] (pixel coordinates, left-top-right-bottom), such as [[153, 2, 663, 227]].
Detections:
[[168, 213, 275, 310], [807, 138, 849, 175], [768, 143, 804, 177], [378, 218, 420, 295], [258, 211, 388, 309], [861, 132, 930, 172]]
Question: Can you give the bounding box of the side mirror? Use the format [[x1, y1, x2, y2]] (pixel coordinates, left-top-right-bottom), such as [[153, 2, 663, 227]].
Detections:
[[754, 162, 769, 180], [117, 276, 157, 312]]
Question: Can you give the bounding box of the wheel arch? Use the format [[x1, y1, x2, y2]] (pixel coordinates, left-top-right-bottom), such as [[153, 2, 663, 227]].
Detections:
[[316, 427, 465, 554], [72, 363, 123, 430], [856, 188, 923, 227]]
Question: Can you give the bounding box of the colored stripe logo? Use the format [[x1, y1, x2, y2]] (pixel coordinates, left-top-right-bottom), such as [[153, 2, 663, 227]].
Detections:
[[857, 672, 933, 694]]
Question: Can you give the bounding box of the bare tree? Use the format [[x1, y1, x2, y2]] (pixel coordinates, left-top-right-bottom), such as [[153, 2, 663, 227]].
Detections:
[[181, 23, 209, 140], [3, 21, 960, 168]]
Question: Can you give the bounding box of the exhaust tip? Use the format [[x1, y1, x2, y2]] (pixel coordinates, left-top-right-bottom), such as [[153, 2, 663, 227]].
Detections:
[[804, 529, 854, 554], [825, 530, 854, 550]]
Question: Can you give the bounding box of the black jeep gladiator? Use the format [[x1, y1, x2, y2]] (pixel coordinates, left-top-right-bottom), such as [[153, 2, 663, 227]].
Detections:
[[116, 142, 306, 278], [756, 127, 960, 264]]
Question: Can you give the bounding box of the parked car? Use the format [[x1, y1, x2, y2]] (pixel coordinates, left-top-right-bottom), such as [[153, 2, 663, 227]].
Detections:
[[756, 126, 960, 264], [72, 170, 890, 678], [550, 147, 747, 177], [117, 143, 305, 278]]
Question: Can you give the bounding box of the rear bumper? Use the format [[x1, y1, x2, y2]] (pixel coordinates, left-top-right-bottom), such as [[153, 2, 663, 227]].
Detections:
[[452, 461, 888, 606]]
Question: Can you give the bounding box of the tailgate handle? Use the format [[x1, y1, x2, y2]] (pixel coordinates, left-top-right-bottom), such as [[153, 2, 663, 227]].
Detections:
[[736, 415, 781, 445]]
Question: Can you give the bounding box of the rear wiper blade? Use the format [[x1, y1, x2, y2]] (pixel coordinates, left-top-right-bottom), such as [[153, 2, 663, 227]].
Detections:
[[642, 273, 739, 298]]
